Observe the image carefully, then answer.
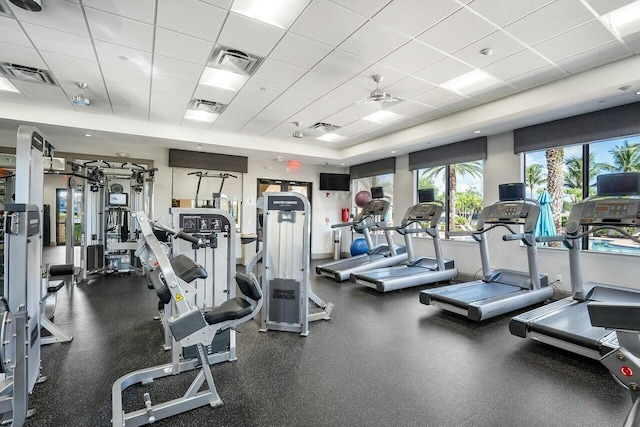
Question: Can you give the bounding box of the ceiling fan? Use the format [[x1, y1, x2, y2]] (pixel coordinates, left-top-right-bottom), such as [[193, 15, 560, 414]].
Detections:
[[357, 75, 404, 104]]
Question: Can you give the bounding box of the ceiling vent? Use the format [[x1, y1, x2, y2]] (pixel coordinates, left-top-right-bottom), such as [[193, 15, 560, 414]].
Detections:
[[189, 99, 226, 114], [309, 122, 341, 132], [0, 0, 14, 17], [0, 63, 57, 85], [208, 45, 264, 76]]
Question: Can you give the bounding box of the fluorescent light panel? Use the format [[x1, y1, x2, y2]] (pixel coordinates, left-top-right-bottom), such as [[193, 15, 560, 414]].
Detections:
[[0, 77, 19, 93], [184, 109, 219, 122], [316, 133, 345, 142], [602, 1, 640, 37], [231, 0, 310, 29], [362, 110, 403, 124], [199, 67, 248, 91], [440, 70, 501, 95]]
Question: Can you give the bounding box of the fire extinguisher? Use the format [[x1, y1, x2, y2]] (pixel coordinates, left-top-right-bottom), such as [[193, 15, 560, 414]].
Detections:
[[341, 208, 350, 223]]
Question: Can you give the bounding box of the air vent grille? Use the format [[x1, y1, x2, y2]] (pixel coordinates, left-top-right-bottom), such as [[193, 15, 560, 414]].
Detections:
[[0, 0, 13, 18], [209, 45, 264, 76], [189, 99, 226, 114], [0, 63, 57, 86], [309, 122, 341, 132]]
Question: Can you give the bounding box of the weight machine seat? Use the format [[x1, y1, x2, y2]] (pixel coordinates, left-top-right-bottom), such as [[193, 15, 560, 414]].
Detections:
[[47, 280, 65, 294], [171, 254, 207, 283], [204, 272, 262, 325]]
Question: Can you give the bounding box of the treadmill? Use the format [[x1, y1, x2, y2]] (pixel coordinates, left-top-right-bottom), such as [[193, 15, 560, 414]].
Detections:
[[419, 183, 552, 321], [316, 194, 407, 282], [510, 173, 640, 360], [350, 193, 457, 292]]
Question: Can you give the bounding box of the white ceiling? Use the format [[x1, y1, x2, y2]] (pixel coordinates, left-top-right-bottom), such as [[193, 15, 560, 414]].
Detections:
[[0, 0, 639, 164]]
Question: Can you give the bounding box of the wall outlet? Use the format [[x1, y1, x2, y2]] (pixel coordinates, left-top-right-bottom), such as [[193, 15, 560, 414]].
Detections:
[[556, 274, 562, 282]]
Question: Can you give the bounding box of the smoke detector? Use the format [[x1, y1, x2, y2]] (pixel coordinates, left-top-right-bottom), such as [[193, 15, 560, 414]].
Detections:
[[72, 82, 90, 106], [292, 121, 303, 138]]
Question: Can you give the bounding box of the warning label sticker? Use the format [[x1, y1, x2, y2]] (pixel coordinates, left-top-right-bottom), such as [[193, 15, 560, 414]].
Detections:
[[175, 294, 184, 302]]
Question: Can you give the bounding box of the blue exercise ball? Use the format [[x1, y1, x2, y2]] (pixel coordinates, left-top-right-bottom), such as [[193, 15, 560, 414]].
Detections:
[[350, 238, 368, 256]]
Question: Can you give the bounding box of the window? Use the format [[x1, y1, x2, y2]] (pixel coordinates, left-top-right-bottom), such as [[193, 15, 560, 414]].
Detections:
[[523, 135, 640, 254], [416, 161, 483, 239], [352, 173, 394, 224]]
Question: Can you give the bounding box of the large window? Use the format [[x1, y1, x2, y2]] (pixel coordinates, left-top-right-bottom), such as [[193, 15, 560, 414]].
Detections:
[[523, 135, 640, 254], [352, 173, 394, 223], [416, 161, 483, 239]]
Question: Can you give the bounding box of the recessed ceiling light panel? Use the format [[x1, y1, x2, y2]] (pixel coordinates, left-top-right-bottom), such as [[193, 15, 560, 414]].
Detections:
[[362, 110, 403, 124], [199, 67, 249, 91], [0, 76, 19, 93], [231, 0, 310, 29], [317, 134, 345, 142], [440, 70, 501, 96], [184, 110, 219, 122], [602, 1, 640, 37]]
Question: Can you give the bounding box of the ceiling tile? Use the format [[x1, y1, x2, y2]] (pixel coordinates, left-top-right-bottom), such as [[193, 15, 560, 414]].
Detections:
[[379, 40, 444, 74], [269, 33, 332, 68], [193, 84, 236, 103], [22, 23, 96, 61], [506, 65, 567, 91], [532, 20, 616, 62], [238, 120, 277, 137], [417, 8, 497, 54], [0, 41, 46, 68], [358, 64, 406, 89], [373, 0, 461, 37], [410, 108, 447, 122], [342, 119, 382, 132], [338, 101, 384, 119], [217, 13, 285, 57], [13, 81, 73, 109], [157, 0, 226, 41], [151, 75, 197, 97], [504, 0, 595, 46], [290, 70, 342, 99], [622, 32, 640, 54], [41, 52, 104, 89], [482, 49, 552, 81], [94, 41, 152, 72], [154, 28, 214, 65], [339, 21, 410, 62], [313, 50, 372, 79], [411, 86, 463, 107], [467, 83, 517, 104], [220, 92, 271, 120], [107, 81, 150, 120], [255, 100, 302, 122], [322, 112, 358, 126], [413, 56, 474, 85], [290, 0, 367, 46], [150, 91, 191, 125], [85, 8, 154, 52], [101, 64, 151, 89], [585, 0, 636, 15], [384, 76, 435, 98], [0, 90, 32, 105], [467, 0, 554, 27], [152, 55, 204, 82], [329, 0, 390, 17], [384, 100, 437, 116], [252, 58, 307, 86], [277, 86, 319, 106], [434, 96, 477, 114], [200, 0, 233, 9], [557, 40, 630, 75], [452, 31, 525, 68], [10, 0, 89, 37], [241, 77, 288, 100], [82, 0, 157, 24], [0, 16, 32, 47]]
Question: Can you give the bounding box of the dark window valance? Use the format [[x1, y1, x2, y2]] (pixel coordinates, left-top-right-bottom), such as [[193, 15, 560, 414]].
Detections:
[[169, 149, 248, 173], [408, 136, 487, 170], [349, 157, 396, 179]]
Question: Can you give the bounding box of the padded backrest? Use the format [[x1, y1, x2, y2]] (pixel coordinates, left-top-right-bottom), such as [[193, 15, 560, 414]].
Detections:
[[171, 254, 208, 283], [236, 272, 262, 301]]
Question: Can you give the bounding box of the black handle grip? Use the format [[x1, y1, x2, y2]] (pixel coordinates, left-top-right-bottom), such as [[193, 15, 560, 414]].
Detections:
[[174, 231, 201, 245], [331, 222, 355, 228]]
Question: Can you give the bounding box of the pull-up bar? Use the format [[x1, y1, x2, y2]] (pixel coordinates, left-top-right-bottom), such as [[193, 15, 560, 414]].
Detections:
[[187, 171, 238, 208]]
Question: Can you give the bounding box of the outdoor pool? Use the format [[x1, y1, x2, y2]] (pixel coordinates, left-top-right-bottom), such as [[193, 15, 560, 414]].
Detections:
[[590, 239, 640, 255]]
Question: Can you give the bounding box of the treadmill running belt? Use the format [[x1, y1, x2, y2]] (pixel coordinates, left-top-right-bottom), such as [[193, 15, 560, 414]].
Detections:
[[432, 282, 521, 307], [323, 254, 383, 271], [528, 303, 610, 350], [358, 266, 429, 281]]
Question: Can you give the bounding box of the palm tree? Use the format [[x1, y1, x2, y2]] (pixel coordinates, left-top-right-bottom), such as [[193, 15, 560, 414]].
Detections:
[[420, 161, 483, 229], [545, 148, 565, 244], [525, 164, 546, 198], [606, 141, 640, 172], [565, 153, 609, 200]]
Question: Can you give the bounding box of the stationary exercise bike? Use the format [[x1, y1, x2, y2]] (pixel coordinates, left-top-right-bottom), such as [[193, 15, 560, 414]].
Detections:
[[111, 211, 262, 426]]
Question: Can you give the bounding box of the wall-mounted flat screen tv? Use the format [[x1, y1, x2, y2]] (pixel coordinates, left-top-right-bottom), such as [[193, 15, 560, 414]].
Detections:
[[319, 173, 350, 191]]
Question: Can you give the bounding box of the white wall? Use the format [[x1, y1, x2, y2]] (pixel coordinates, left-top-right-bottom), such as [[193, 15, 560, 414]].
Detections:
[[393, 132, 640, 292]]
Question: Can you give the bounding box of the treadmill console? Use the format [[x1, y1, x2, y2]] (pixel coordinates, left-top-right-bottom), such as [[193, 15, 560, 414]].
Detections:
[[402, 202, 443, 227], [476, 201, 540, 232], [565, 199, 640, 234], [360, 199, 390, 216]]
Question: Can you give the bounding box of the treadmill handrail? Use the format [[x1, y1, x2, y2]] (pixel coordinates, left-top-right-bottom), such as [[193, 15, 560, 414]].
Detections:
[[503, 233, 535, 246], [566, 225, 640, 244]]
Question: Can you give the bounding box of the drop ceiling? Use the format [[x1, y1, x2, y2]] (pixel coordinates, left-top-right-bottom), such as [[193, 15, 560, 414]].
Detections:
[[0, 0, 638, 164]]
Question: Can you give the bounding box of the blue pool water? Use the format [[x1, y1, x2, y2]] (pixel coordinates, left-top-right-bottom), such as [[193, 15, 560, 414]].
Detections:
[[590, 239, 640, 254]]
